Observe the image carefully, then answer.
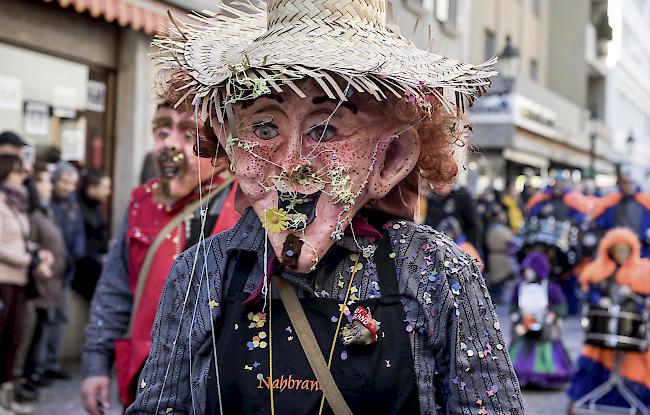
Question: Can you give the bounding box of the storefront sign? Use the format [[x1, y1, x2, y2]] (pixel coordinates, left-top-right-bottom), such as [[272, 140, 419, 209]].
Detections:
[[24, 101, 50, 136], [54, 86, 78, 119], [0, 76, 22, 111], [87, 81, 106, 113], [61, 128, 85, 161]]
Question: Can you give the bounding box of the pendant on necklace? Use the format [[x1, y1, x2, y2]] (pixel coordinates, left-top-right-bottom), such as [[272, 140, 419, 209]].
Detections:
[[340, 306, 378, 346]]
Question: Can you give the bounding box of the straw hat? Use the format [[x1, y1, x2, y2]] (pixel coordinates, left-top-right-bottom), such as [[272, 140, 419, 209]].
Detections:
[[154, 0, 497, 119]]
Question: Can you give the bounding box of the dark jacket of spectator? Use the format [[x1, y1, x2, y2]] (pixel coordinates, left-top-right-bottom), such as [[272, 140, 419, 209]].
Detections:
[[51, 193, 85, 284], [425, 187, 483, 251], [29, 204, 67, 309], [73, 192, 109, 300]]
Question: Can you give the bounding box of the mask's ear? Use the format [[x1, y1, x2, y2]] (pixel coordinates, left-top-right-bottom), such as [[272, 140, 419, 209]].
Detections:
[[367, 129, 420, 199]]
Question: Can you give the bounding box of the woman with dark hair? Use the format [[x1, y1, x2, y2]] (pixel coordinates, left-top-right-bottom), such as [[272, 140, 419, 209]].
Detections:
[[128, 1, 524, 413], [0, 155, 51, 414], [21, 164, 67, 394]]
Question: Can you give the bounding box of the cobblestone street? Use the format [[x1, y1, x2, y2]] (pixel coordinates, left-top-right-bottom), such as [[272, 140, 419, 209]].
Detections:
[[28, 306, 584, 415]]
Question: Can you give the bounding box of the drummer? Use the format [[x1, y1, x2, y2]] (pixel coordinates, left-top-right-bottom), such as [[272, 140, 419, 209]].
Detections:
[[568, 228, 650, 411], [525, 174, 596, 315], [592, 175, 650, 258], [525, 174, 594, 224]]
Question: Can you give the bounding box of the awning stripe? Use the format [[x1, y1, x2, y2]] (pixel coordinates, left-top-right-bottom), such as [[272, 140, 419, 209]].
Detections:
[[43, 0, 183, 35]]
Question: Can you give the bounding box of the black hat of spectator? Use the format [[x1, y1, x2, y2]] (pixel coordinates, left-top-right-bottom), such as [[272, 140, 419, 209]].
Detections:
[[0, 131, 28, 147]]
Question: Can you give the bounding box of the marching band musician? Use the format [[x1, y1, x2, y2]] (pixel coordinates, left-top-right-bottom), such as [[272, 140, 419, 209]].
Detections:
[[568, 228, 650, 411], [593, 176, 650, 258], [525, 175, 597, 315], [509, 252, 573, 389]]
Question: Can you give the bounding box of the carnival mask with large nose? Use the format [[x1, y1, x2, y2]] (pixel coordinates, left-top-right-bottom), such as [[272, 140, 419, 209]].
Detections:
[[152, 106, 215, 199], [219, 80, 421, 273]]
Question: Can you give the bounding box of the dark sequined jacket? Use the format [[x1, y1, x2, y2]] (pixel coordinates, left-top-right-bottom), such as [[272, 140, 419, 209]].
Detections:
[[126, 208, 524, 414]]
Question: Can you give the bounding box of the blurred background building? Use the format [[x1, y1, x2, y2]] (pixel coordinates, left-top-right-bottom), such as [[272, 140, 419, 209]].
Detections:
[[466, 0, 618, 194], [0, 0, 648, 224], [0, 0, 217, 235], [604, 0, 650, 184]]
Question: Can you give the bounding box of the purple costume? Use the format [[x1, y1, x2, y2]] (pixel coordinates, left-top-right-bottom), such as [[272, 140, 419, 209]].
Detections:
[[509, 252, 574, 388]]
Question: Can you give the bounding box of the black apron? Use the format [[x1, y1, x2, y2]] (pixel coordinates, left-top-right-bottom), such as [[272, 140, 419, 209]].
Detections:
[[205, 235, 420, 414]]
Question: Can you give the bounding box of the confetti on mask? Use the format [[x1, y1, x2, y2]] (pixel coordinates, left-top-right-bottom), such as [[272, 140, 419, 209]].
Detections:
[[389, 252, 396, 259], [286, 326, 292, 333], [467, 350, 474, 357], [253, 361, 260, 368], [244, 365, 253, 371], [331, 316, 338, 323], [494, 321, 501, 331], [208, 299, 219, 308], [487, 385, 499, 396], [341, 351, 348, 360], [140, 380, 146, 389], [406, 324, 413, 333], [257, 373, 264, 381], [166, 409, 173, 414], [288, 336, 293, 341], [385, 360, 391, 368], [234, 324, 239, 330]]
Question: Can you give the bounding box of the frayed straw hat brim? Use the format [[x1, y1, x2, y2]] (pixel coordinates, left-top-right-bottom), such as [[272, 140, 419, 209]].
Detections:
[[153, 1, 497, 119]]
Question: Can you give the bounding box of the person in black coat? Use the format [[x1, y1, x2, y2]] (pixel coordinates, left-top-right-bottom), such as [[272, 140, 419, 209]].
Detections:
[[425, 186, 483, 253], [73, 170, 111, 301]]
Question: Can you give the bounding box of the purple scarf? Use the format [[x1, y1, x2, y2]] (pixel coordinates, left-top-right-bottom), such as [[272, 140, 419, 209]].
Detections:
[[0, 183, 29, 213]]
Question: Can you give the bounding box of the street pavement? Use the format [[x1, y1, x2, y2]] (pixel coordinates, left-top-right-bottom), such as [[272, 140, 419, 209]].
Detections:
[[30, 307, 584, 414]]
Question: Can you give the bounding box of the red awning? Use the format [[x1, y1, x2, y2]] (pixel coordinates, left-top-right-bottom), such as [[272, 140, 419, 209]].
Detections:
[[43, 0, 185, 34]]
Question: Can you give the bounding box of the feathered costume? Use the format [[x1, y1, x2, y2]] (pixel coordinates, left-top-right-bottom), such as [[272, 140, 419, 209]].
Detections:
[[525, 186, 597, 315], [568, 228, 650, 407], [593, 191, 650, 258], [509, 252, 573, 388]]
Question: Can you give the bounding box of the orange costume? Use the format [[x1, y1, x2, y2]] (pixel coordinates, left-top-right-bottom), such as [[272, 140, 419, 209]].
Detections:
[[568, 228, 650, 406]]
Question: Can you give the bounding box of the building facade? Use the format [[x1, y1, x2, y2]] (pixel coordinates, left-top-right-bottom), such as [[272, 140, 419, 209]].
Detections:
[[604, 0, 650, 183], [0, 0, 211, 360], [466, 0, 617, 193]]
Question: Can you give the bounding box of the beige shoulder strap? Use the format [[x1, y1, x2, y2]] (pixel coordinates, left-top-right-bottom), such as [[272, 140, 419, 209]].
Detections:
[[274, 275, 353, 415], [126, 178, 234, 336]]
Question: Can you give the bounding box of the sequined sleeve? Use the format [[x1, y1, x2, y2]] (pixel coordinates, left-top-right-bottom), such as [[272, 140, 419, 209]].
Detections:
[[390, 222, 524, 414], [440, 257, 524, 414]]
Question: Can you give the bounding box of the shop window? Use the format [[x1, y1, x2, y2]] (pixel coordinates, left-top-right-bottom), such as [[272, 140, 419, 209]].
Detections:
[[484, 29, 496, 61], [529, 58, 539, 81], [435, 0, 459, 28], [532, 0, 542, 17]]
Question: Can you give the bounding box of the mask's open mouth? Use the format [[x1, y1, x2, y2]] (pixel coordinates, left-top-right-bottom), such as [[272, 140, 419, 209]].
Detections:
[[157, 151, 187, 180], [278, 191, 321, 228]]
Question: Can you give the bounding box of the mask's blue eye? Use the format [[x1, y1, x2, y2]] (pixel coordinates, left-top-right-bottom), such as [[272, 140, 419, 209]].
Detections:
[[308, 125, 337, 142], [253, 123, 279, 140]]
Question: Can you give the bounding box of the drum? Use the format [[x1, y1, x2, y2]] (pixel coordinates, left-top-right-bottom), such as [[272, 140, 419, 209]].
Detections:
[[582, 305, 649, 351], [518, 217, 580, 274]]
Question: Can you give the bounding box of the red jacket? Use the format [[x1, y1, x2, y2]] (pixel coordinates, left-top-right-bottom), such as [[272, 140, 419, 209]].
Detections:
[[116, 178, 239, 405]]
